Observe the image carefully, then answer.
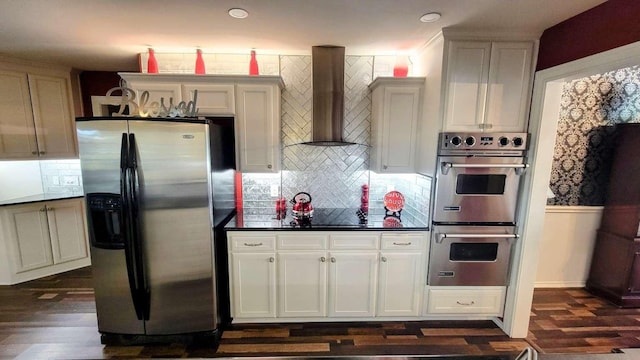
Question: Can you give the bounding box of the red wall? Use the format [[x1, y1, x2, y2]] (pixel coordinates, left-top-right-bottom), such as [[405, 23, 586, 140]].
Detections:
[[537, 0, 640, 71], [79, 71, 122, 117]]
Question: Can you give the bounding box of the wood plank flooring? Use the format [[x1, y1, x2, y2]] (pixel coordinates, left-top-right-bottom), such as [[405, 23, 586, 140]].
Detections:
[[1, 266, 640, 359]]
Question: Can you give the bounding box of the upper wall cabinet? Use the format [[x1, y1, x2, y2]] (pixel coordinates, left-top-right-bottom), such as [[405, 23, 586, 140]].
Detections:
[[370, 77, 425, 173], [0, 61, 77, 160], [235, 83, 281, 172], [415, 32, 538, 176], [443, 40, 535, 132], [119, 74, 283, 173]]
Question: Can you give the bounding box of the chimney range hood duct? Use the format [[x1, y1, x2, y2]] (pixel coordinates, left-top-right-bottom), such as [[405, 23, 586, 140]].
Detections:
[[301, 45, 356, 146]]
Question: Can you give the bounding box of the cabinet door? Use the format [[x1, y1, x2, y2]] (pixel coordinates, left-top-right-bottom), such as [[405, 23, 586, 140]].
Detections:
[[484, 42, 533, 132], [379, 86, 420, 173], [127, 81, 182, 116], [443, 41, 491, 131], [0, 70, 38, 159], [46, 199, 88, 264], [3, 203, 53, 272], [182, 83, 235, 115], [28, 74, 77, 158], [327, 252, 378, 317], [377, 252, 422, 316], [231, 252, 276, 318], [277, 252, 327, 317], [235, 84, 280, 172]]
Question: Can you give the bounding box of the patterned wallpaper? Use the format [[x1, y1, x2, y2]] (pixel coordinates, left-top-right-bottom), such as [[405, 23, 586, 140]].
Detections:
[[549, 65, 640, 205]]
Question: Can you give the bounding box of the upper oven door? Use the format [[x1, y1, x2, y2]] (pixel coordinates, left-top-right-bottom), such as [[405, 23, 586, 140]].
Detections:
[[433, 156, 526, 223]]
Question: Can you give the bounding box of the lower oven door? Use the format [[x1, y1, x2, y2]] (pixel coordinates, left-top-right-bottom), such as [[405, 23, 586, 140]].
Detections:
[[428, 225, 516, 286], [433, 156, 527, 223]]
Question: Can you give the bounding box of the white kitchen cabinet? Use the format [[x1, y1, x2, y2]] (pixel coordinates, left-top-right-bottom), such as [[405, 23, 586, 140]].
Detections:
[[415, 32, 537, 175], [119, 74, 283, 173], [377, 233, 426, 316], [443, 40, 534, 132], [0, 69, 76, 160], [227, 231, 431, 322], [369, 77, 424, 173], [227, 232, 276, 320], [182, 83, 235, 115], [230, 252, 277, 319], [425, 286, 506, 316], [277, 251, 327, 317], [235, 83, 281, 173], [328, 252, 379, 317], [0, 198, 90, 285]]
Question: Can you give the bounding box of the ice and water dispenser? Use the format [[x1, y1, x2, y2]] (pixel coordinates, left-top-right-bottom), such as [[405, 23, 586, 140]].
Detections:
[[86, 193, 125, 249]]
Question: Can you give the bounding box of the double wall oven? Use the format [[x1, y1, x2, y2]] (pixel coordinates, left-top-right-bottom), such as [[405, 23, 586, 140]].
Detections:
[[429, 132, 528, 286]]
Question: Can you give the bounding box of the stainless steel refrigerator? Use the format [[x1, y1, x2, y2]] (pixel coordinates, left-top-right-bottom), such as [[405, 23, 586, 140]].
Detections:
[[76, 117, 235, 344]]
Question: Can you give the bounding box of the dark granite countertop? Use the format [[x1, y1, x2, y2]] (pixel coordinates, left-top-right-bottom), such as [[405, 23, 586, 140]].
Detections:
[[0, 192, 85, 207], [225, 208, 429, 231]]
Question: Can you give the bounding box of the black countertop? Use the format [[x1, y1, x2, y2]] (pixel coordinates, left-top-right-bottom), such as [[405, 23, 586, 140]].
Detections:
[[225, 208, 430, 231], [0, 192, 85, 207]]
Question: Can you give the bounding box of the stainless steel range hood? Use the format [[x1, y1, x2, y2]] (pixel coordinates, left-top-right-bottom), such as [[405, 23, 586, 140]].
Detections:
[[301, 46, 356, 146]]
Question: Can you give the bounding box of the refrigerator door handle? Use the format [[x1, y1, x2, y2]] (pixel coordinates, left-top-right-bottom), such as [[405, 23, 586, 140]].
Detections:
[[129, 133, 151, 321], [120, 133, 144, 320]]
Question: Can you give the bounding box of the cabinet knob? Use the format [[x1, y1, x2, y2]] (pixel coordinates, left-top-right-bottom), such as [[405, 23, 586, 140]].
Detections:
[[320, 257, 326, 262], [269, 257, 275, 263], [267, 164, 272, 169], [383, 165, 388, 170], [381, 256, 387, 262], [40, 207, 46, 212], [39, 151, 45, 155], [330, 257, 336, 263], [32, 151, 38, 155]]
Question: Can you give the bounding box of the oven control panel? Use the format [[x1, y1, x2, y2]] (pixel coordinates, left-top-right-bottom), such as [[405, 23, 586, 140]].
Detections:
[[439, 132, 528, 151]]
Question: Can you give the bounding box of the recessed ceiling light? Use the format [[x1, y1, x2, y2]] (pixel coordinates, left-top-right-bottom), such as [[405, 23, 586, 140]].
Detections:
[[420, 12, 441, 23], [228, 8, 249, 19]]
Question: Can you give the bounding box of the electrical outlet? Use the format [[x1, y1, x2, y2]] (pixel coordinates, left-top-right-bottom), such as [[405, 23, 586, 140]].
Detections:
[[270, 184, 279, 197]]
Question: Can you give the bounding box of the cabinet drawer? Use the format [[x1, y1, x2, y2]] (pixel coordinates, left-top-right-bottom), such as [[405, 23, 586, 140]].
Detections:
[[230, 234, 276, 251], [277, 234, 328, 250], [426, 287, 505, 315], [329, 233, 379, 250], [381, 233, 424, 250]]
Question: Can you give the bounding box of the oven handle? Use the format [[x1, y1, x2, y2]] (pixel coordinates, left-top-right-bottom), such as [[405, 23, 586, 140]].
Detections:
[[440, 162, 529, 175], [436, 233, 519, 244]]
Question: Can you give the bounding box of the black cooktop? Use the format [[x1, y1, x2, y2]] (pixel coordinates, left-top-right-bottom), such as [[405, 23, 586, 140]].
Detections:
[[224, 208, 430, 230]]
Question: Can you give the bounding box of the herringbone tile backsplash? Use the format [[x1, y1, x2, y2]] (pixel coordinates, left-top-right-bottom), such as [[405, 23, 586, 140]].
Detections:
[[242, 55, 431, 221]]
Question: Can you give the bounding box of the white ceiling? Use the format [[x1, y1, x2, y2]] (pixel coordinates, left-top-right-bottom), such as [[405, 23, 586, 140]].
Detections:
[[0, 0, 606, 72]]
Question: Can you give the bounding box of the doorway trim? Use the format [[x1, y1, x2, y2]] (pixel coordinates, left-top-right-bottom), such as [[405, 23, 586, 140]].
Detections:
[[502, 40, 640, 338]]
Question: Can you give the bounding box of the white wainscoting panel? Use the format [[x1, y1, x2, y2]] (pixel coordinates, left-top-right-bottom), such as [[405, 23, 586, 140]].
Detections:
[[535, 206, 603, 288]]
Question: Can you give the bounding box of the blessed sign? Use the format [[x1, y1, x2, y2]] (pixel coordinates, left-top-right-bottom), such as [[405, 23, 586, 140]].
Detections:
[[105, 86, 199, 118]]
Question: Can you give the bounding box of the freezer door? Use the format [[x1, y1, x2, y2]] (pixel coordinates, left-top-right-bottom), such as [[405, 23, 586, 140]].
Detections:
[[76, 119, 145, 334], [129, 120, 215, 334]]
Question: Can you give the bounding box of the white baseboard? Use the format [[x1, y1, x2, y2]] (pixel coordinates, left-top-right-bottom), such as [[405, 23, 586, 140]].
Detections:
[[534, 280, 585, 288]]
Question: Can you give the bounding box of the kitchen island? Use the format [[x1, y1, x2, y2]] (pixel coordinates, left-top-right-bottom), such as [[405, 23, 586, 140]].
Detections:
[[223, 209, 506, 327]]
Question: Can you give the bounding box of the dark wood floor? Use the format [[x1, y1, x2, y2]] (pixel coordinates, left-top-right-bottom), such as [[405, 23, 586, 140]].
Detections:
[[1, 267, 640, 359]]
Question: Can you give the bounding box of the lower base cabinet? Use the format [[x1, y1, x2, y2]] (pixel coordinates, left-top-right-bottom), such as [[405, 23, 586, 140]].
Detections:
[[231, 252, 277, 319], [227, 231, 428, 321], [0, 198, 90, 285], [425, 286, 506, 316], [328, 252, 378, 317], [278, 251, 327, 317], [377, 251, 423, 316]]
